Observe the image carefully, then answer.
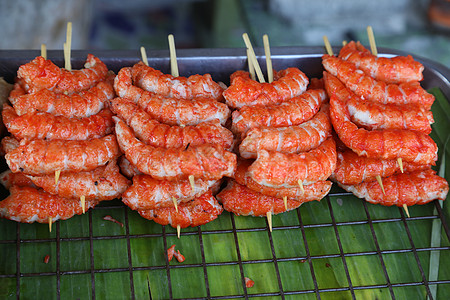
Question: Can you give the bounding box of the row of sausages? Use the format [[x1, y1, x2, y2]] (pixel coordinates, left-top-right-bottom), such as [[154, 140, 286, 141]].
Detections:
[[0, 41, 448, 229]]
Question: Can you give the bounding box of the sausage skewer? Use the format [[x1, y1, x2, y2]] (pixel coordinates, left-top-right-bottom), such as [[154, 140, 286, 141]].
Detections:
[[168, 34, 183, 238], [264, 33, 281, 210], [326, 30, 439, 216], [361, 28, 388, 197], [243, 34, 284, 230], [139, 42, 184, 235], [62, 22, 73, 222], [365, 27, 408, 216], [323, 33, 391, 204], [53, 22, 73, 197]]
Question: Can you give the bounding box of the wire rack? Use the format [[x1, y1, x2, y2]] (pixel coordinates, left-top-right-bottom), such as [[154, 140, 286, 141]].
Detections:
[[0, 190, 449, 300]]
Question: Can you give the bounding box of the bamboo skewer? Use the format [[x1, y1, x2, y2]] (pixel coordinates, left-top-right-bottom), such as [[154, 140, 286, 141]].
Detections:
[[376, 175, 386, 195], [403, 204, 411, 218], [297, 179, 305, 193], [397, 158, 404, 173], [188, 175, 195, 192], [367, 26, 378, 56], [242, 33, 265, 83], [323, 36, 334, 56], [263, 34, 273, 83], [80, 195, 86, 214], [54, 170, 61, 185], [397, 158, 406, 218], [177, 225, 181, 239], [49, 217, 52, 232], [168, 34, 179, 77], [376, 176, 386, 194], [247, 49, 256, 80], [267, 212, 272, 232], [282, 196, 287, 211], [172, 197, 178, 213], [64, 22, 72, 71], [140, 46, 149, 66], [41, 44, 47, 59]]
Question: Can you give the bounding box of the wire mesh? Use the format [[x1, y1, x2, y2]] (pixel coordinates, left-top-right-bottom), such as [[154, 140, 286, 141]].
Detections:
[[1, 191, 449, 300]]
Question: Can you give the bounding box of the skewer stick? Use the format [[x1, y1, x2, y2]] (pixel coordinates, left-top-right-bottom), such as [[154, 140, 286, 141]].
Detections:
[[41, 44, 47, 59], [267, 212, 272, 232], [282, 196, 287, 211], [64, 22, 72, 71], [403, 204, 410, 218], [140, 46, 149, 66], [172, 197, 178, 213], [297, 179, 305, 193], [54, 170, 61, 185], [342, 40, 348, 46], [323, 36, 334, 56], [49, 217, 52, 232], [397, 158, 404, 173], [263, 34, 273, 83], [168, 34, 179, 77], [80, 195, 86, 214], [177, 225, 181, 239], [188, 175, 195, 191], [367, 26, 378, 56], [375, 175, 386, 195], [63, 43, 67, 66], [247, 49, 256, 81], [242, 33, 265, 83]]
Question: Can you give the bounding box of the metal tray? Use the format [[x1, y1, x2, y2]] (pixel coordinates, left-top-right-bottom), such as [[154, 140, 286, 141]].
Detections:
[[1, 46, 450, 92], [0, 47, 449, 300]]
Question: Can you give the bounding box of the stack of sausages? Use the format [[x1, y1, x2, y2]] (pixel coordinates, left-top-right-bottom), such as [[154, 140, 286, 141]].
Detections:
[[323, 41, 448, 207], [0, 55, 129, 223], [217, 67, 335, 216], [112, 62, 236, 229]]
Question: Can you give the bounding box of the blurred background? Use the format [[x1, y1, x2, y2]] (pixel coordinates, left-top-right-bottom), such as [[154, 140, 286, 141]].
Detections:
[[1, 0, 450, 67]]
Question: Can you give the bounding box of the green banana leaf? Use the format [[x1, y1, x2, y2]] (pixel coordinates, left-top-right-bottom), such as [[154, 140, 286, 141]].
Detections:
[[1, 90, 450, 300]]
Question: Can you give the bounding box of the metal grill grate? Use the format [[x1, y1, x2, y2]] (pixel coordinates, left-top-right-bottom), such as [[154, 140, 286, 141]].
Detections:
[[1, 190, 449, 299]]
